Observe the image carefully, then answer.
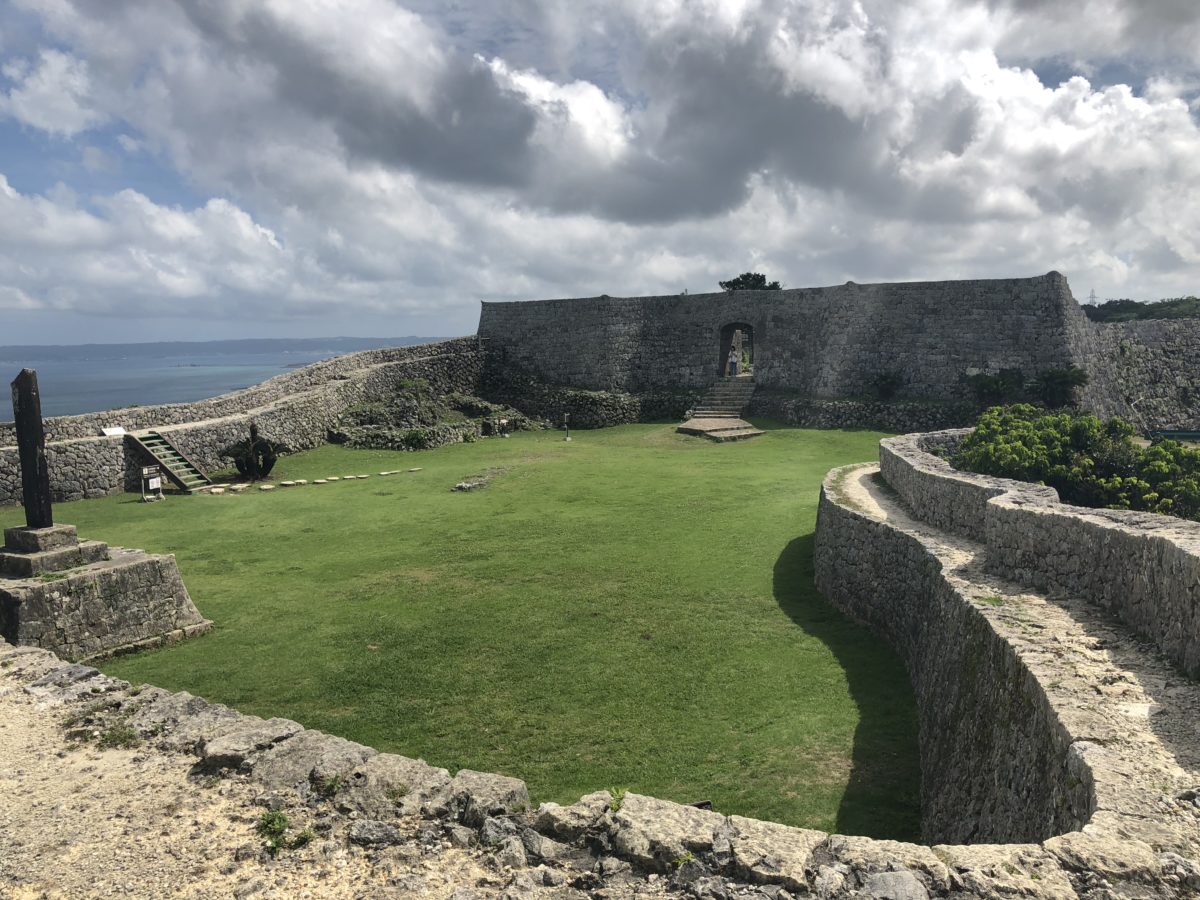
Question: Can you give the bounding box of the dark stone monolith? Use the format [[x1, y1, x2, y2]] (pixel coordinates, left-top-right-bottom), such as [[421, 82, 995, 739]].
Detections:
[[11, 369, 53, 528]]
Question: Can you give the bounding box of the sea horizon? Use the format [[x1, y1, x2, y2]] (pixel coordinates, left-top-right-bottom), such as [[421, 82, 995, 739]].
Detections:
[[0, 336, 448, 418]]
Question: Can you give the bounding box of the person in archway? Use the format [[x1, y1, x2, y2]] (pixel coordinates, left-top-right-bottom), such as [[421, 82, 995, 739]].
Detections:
[[728, 344, 739, 377]]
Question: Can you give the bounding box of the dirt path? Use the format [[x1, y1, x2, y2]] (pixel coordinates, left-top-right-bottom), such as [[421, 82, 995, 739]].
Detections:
[[0, 680, 497, 899]]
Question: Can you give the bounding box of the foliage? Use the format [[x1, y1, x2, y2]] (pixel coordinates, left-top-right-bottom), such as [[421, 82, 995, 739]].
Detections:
[[964, 369, 1026, 406], [868, 372, 904, 401], [954, 405, 1200, 521], [1030, 367, 1089, 408], [50, 427, 921, 838], [1083, 296, 1200, 323], [256, 811, 315, 856], [220, 423, 290, 480], [719, 272, 781, 292]]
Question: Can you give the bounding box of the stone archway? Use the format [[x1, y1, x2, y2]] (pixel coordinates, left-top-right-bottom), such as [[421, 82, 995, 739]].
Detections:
[[718, 323, 754, 378]]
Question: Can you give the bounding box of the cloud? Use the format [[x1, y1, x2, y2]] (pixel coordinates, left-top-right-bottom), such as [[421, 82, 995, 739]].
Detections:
[[1, 0, 1199, 342], [0, 48, 105, 136]]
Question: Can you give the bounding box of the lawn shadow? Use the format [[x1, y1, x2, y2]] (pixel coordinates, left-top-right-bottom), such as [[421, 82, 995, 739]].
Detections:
[[773, 534, 921, 841]]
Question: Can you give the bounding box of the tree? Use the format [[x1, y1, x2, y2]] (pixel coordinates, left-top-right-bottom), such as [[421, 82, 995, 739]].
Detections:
[[719, 272, 781, 292], [220, 422, 289, 481]]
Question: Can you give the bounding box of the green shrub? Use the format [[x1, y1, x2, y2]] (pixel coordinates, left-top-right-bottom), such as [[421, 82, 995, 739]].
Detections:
[[1030, 367, 1089, 408], [954, 405, 1200, 521], [1084, 296, 1200, 322]]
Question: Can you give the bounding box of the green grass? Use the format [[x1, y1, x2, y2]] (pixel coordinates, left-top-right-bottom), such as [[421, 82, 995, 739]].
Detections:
[[1, 423, 920, 838]]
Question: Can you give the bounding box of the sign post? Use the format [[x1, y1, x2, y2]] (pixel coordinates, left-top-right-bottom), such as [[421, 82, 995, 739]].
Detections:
[[141, 465, 164, 503]]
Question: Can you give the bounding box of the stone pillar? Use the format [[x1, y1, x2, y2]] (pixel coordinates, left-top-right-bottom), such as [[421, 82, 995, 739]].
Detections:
[[11, 369, 53, 529]]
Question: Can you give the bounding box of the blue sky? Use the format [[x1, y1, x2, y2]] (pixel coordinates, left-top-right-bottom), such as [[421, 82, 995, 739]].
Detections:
[[1, 0, 1198, 345]]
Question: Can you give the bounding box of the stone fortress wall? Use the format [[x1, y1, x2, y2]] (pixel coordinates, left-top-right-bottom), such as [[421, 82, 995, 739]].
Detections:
[[0, 337, 482, 505], [479, 271, 1200, 431]]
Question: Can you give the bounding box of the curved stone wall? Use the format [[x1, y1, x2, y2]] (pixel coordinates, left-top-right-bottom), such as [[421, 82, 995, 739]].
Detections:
[[0, 338, 482, 506]]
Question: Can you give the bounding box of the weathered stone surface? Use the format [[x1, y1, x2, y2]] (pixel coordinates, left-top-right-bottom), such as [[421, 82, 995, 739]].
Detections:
[[3, 524, 78, 553], [933, 844, 1076, 900], [723, 815, 825, 892], [200, 718, 303, 769], [450, 769, 531, 826], [1044, 832, 1162, 883], [340, 752, 453, 819], [861, 869, 929, 900], [348, 819, 403, 848], [608, 792, 725, 871], [535, 791, 612, 841], [248, 729, 376, 793], [824, 836, 950, 893], [0, 549, 209, 661]]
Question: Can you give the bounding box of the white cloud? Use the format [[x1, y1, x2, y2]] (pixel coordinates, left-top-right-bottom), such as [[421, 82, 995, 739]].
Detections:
[[2, 0, 1200, 341], [0, 48, 104, 136]]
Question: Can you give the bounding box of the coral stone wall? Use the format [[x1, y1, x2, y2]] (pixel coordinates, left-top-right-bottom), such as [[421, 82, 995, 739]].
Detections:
[[0, 338, 481, 506], [815, 487, 1091, 842], [479, 273, 1089, 399]]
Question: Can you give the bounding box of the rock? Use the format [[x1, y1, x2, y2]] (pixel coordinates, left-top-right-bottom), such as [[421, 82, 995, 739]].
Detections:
[[446, 824, 475, 849], [339, 752, 453, 818], [348, 819, 403, 848], [1045, 831, 1162, 883], [199, 718, 303, 769], [325, 476, 340, 481], [249, 729, 376, 793], [408, 468, 422, 472], [724, 815, 825, 892], [535, 866, 566, 887], [258, 485, 275, 492], [932, 843, 1075, 900], [608, 792, 724, 872], [280, 481, 296, 487], [450, 769, 530, 826], [861, 870, 928, 900], [535, 791, 612, 841], [690, 876, 732, 900], [520, 828, 567, 862], [209, 487, 225, 495], [496, 835, 528, 869], [825, 836, 950, 893], [813, 864, 849, 899], [481, 816, 519, 846]]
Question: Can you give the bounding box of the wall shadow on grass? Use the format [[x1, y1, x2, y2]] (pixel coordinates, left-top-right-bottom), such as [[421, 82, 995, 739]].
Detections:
[[773, 534, 922, 841]]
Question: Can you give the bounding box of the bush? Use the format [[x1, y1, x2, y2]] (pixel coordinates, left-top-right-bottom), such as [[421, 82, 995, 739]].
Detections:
[[965, 369, 1026, 406], [1084, 296, 1200, 322], [220, 423, 290, 480], [953, 405, 1200, 521], [1031, 367, 1089, 408]]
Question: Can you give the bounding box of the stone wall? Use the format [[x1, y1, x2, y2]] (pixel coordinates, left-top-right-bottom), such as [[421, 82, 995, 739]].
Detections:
[[479, 273, 1200, 431], [748, 392, 977, 433], [0, 338, 482, 506], [479, 273, 1090, 400], [814, 477, 1090, 843], [877, 429, 1200, 681]]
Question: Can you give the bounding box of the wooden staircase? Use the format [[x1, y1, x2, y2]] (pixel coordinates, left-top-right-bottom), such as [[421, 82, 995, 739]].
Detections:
[[677, 377, 763, 442], [131, 431, 213, 493]]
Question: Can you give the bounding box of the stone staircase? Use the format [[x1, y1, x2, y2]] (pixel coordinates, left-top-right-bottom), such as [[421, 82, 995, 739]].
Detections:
[[130, 431, 212, 493], [677, 377, 763, 441]]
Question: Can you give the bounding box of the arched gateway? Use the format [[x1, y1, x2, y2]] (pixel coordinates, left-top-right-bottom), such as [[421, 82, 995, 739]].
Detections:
[[718, 322, 754, 379]]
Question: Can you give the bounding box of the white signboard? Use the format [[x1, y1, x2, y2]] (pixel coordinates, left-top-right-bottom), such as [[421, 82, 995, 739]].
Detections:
[[101, 426, 126, 436], [148, 477, 162, 490]]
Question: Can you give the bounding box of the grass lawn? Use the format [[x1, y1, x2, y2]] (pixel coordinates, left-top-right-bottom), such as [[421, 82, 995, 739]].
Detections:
[[1, 423, 920, 838]]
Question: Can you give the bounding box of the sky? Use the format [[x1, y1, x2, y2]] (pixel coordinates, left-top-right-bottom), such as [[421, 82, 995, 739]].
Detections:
[[0, 0, 1198, 345]]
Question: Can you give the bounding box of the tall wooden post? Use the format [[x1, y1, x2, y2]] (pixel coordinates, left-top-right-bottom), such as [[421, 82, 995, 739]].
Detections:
[[11, 369, 54, 529]]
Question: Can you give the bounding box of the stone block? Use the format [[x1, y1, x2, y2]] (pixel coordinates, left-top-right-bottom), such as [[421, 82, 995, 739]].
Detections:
[[0, 540, 108, 577], [340, 752, 453, 819], [608, 792, 725, 871], [4, 524, 78, 553], [449, 769, 531, 826]]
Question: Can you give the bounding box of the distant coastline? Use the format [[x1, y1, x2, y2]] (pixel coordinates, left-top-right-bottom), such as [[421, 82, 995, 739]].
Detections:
[[0, 336, 447, 417]]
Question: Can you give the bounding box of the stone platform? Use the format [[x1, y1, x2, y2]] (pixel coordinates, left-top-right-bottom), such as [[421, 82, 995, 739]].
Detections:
[[0, 524, 211, 661], [676, 416, 764, 441]]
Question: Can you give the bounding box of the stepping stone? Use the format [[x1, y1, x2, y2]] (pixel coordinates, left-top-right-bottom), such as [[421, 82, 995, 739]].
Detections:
[[356, 475, 370, 479], [209, 488, 226, 495], [313, 479, 327, 485], [229, 484, 249, 493], [379, 471, 394, 476], [295, 480, 308, 485], [259, 485, 276, 492], [280, 481, 297, 487], [325, 476, 340, 481], [342, 476, 356, 480], [408, 468, 423, 473]]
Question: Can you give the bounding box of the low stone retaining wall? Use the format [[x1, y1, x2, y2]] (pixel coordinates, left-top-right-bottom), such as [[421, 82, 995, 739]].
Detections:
[[747, 393, 977, 434], [883, 430, 1200, 679], [0, 339, 482, 505]]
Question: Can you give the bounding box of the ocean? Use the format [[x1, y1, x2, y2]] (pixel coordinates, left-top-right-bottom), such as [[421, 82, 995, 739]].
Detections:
[[0, 337, 443, 418]]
